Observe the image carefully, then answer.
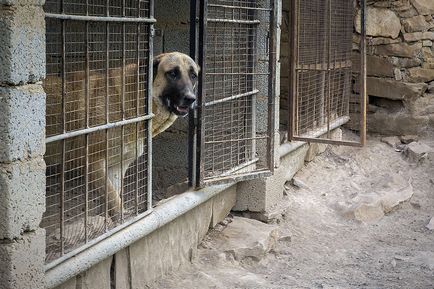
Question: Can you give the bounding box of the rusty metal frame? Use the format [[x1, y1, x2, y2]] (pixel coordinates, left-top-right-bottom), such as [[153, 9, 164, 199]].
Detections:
[[189, 0, 276, 188], [42, 0, 154, 265], [288, 0, 367, 147]]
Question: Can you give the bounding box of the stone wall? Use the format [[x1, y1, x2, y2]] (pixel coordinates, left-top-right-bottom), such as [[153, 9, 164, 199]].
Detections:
[[352, 0, 434, 135]]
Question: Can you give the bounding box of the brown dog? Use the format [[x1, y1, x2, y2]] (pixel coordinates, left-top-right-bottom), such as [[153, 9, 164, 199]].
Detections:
[[44, 52, 199, 219]]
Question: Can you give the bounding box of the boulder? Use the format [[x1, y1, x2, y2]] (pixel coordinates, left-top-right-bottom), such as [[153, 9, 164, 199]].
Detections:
[[352, 53, 394, 77], [404, 142, 434, 163], [408, 68, 434, 83], [411, 0, 434, 15], [355, 7, 401, 39], [355, 77, 427, 100], [391, 57, 422, 68], [367, 111, 430, 135], [399, 135, 419, 144], [375, 42, 422, 58], [381, 136, 401, 147], [402, 15, 431, 32]]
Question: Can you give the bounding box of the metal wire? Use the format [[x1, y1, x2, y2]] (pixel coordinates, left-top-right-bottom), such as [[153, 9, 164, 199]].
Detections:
[[197, 0, 273, 183], [290, 0, 364, 144], [42, 0, 152, 264]]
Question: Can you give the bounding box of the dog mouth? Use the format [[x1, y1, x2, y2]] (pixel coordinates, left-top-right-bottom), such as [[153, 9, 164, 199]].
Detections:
[[174, 105, 190, 116]]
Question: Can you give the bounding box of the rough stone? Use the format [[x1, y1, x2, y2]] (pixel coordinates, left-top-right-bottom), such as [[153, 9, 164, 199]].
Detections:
[[428, 81, 434, 93], [402, 15, 432, 32], [0, 5, 45, 85], [352, 53, 394, 77], [369, 37, 401, 46], [394, 68, 403, 81], [210, 217, 279, 261], [340, 177, 414, 223], [0, 84, 45, 162], [400, 135, 419, 144], [408, 67, 434, 83], [305, 142, 328, 162], [0, 0, 45, 5], [426, 217, 434, 230], [411, 0, 434, 15], [375, 42, 422, 58], [211, 185, 237, 227], [381, 136, 401, 147], [423, 40, 433, 47], [403, 32, 434, 42], [355, 77, 427, 100], [404, 142, 434, 163], [0, 229, 45, 289], [367, 111, 430, 135], [355, 7, 401, 39], [0, 157, 45, 239], [407, 93, 434, 116], [391, 57, 422, 68], [53, 277, 76, 289]]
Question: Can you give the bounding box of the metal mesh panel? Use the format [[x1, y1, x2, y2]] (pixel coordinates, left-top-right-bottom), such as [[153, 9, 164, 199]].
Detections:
[[290, 0, 366, 145], [191, 0, 274, 186], [42, 1, 153, 264]]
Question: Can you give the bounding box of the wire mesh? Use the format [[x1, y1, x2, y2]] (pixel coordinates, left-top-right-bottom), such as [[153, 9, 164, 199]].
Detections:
[[194, 0, 274, 184], [42, 0, 152, 264], [290, 0, 365, 144]]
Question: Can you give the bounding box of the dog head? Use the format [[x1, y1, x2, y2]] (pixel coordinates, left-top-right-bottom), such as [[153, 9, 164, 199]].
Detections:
[[153, 52, 199, 116]]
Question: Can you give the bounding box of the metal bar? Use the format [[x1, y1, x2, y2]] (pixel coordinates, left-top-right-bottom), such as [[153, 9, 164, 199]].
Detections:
[[267, 0, 277, 171], [188, 0, 198, 188], [359, 0, 367, 146], [194, 0, 207, 188], [288, 0, 296, 140], [45, 13, 156, 23], [291, 137, 363, 147], [205, 72, 270, 75], [204, 170, 271, 186], [60, 13, 66, 257], [120, 2, 126, 221], [45, 115, 154, 143], [84, 19, 90, 243], [204, 90, 259, 107], [135, 23, 140, 215], [205, 135, 268, 144], [326, 0, 332, 139], [219, 158, 258, 177], [207, 4, 272, 12], [105, 2, 110, 230], [147, 0, 154, 210], [207, 18, 260, 25]]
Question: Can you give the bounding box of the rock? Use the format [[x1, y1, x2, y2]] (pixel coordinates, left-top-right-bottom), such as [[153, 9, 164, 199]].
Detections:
[[305, 142, 328, 162], [428, 81, 434, 93], [381, 136, 401, 147], [403, 32, 434, 42], [354, 77, 427, 100], [407, 93, 434, 116], [391, 57, 422, 68], [352, 53, 394, 77], [375, 42, 422, 58], [212, 217, 279, 261], [404, 142, 434, 163], [411, 0, 434, 15], [394, 68, 403, 81], [355, 7, 401, 39], [402, 15, 432, 32], [423, 40, 433, 47], [391, 259, 397, 268], [292, 177, 310, 191], [367, 111, 429, 136], [369, 37, 401, 46], [426, 217, 434, 230], [399, 135, 419, 144], [407, 68, 434, 83]]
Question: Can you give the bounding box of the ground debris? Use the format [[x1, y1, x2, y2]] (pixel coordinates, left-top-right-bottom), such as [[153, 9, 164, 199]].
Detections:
[[404, 142, 434, 163], [381, 136, 401, 148], [400, 135, 419, 144], [426, 217, 434, 230]]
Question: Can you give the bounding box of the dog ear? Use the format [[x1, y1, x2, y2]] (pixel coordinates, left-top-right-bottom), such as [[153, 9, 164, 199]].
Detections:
[[153, 53, 165, 81]]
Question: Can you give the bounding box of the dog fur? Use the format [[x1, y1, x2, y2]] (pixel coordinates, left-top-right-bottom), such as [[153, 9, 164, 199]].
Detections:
[[44, 52, 199, 217]]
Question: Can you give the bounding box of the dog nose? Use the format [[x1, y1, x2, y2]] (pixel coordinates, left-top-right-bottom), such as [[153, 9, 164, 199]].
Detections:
[[184, 93, 196, 106]]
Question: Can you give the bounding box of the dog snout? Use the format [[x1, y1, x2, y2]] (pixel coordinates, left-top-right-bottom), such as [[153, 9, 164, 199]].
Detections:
[[183, 92, 196, 106]]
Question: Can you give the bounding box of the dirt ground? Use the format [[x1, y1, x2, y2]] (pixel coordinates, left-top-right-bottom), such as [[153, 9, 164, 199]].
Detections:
[[150, 133, 434, 289]]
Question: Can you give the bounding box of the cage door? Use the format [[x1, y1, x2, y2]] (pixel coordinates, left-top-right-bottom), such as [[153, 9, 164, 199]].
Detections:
[[189, 0, 276, 188], [289, 0, 367, 146]]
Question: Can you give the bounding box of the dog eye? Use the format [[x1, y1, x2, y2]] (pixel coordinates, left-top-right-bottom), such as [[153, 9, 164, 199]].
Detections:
[[167, 70, 178, 80], [191, 73, 197, 80]]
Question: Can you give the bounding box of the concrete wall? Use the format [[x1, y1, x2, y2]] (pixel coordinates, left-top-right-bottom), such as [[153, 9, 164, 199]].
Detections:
[[350, 1, 434, 135], [0, 1, 46, 288]]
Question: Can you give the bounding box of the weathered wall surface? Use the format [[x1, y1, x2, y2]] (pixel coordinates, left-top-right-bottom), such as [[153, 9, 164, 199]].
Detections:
[[352, 0, 434, 135], [0, 1, 46, 288]]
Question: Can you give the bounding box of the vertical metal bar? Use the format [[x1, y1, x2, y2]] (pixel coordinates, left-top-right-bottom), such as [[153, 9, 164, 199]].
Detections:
[[120, 0, 126, 222], [147, 0, 154, 210], [60, 0, 66, 256], [194, 0, 207, 188], [84, 16, 90, 243], [247, 7, 256, 164], [288, 0, 297, 140], [188, 0, 198, 187], [267, 0, 276, 171], [326, 0, 331, 139], [135, 22, 140, 215], [105, 0, 110, 231], [359, 0, 367, 146]]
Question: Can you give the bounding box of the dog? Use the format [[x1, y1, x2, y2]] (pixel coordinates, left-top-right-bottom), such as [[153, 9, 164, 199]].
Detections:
[[44, 52, 199, 219]]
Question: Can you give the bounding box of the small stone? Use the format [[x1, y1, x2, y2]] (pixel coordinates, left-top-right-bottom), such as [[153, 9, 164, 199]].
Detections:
[[381, 136, 401, 148], [407, 68, 434, 83], [391, 259, 397, 268], [428, 81, 434, 93], [399, 135, 419, 144], [404, 142, 434, 163], [292, 177, 310, 191], [402, 15, 432, 32], [426, 217, 434, 230], [411, 0, 434, 15], [394, 68, 403, 81], [423, 40, 433, 47]]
